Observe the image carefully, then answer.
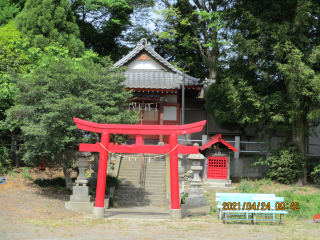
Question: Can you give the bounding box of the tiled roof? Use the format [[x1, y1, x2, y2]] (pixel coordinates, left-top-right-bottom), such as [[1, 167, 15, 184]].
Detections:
[[123, 70, 200, 89], [115, 38, 201, 89]]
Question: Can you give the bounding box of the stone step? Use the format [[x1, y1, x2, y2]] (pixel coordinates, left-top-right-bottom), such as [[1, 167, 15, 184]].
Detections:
[[118, 186, 165, 191], [145, 173, 166, 176], [144, 170, 166, 174], [114, 194, 165, 200], [119, 175, 166, 180], [119, 180, 166, 185], [115, 190, 165, 196], [115, 191, 166, 197], [114, 199, 167, 207], [118, 185, 166, 190]]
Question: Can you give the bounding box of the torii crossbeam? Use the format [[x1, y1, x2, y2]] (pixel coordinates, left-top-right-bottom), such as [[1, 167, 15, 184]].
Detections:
[[73, 117, 206, 220]]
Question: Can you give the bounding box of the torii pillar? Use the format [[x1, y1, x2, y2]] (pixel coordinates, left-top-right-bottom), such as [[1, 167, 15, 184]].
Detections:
[[73, 118, 206, 220]]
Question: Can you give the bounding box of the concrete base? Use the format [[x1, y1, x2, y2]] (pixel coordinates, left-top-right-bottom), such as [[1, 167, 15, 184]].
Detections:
[[170, 209, 182, 221], [65, 201, 94, 214], [181, 204, 211, 218], [205, 179, 231, 184], [93, 207, 105, 218], [104, 198, 109, 209], [70, 195, 92, 202], [185, 197, 206, 206]]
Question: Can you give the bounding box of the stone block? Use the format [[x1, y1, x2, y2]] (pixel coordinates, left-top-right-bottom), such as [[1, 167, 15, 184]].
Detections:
[[185, 197, 206, 206], [93, 207, 105, 218], [178, 166, 185, 174], [188, 188, 204, 197], [73, 186, 89, 196], [70, 195, 92, 202], [104, 198, 109, 209], [65, 201, 94, 214], [170, 209, 182, 220], [181, 204, 211, 218]]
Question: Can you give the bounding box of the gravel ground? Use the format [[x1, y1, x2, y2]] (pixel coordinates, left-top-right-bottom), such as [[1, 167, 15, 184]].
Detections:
[[1, 173, 320, 239]]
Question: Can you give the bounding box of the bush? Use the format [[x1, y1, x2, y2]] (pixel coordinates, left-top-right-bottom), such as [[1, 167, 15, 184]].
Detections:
[[310, 162, 320, 188], [106, 176, 120, 190], [259, 141, 305, 184], [0, 145, 13, 174], [181, 193, 188, 204], [33, 177, 76, 190], [237, 179, 260, 193]]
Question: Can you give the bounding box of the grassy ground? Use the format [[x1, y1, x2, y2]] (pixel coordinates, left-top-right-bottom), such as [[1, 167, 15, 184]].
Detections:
[[1, 167, 320, 239], [204, 178, 320, 221]]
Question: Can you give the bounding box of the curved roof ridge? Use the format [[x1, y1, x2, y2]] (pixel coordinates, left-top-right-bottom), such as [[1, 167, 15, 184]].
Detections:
[[114, 38, 200, 84]]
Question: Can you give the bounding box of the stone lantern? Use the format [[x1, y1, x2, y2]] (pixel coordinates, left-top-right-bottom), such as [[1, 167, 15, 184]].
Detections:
[[65, 152, 94, 214], [184, 143, 207, 206]]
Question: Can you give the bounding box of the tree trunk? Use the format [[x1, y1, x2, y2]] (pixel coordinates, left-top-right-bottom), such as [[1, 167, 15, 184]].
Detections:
[[62, 150, 73, 191], [285, 76, 308, 185], [11, 132, 19, 167], [290, 117, 308, 185]]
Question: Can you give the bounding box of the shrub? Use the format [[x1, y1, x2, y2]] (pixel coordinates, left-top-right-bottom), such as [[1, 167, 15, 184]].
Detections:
[[33, 177, 76, 190], [310, 162, 320, 188], [237, 179, 260, 193], [258, 141, 305, 184], [0, 145, 12, 174], [106, 176, 120, 190], [181, 193, 188, 204]]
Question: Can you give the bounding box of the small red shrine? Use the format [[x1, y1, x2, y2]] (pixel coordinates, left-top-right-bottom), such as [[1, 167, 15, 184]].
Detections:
[[201, 134, 238, 183]]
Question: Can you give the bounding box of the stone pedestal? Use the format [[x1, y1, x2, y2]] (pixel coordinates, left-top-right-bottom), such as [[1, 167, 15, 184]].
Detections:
[[178, 154, 185, 174], [170, 209, 182, 221], [182, 145, 210, 217], [93, 207, 105, 218], [65, 152, 94, 214]]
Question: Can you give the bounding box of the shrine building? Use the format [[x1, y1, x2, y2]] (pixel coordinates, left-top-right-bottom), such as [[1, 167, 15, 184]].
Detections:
[[114, 38, 204, 144]]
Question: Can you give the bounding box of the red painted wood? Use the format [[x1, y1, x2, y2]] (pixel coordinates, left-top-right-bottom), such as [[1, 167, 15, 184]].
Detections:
[[95, 132, 109, 208], [136, 135, 143, 145], [169, 134, 180, 210], [73, 117, 206, 135], [207, 156, 228, 179], [79, 143, 101, 152], [79, 143, 199, 154], [201, 134, 238, 152], [163, 121, 178, 144]]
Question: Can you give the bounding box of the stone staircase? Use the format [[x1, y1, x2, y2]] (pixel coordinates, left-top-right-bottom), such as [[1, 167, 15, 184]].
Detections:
[[114, 155, 167, 207]]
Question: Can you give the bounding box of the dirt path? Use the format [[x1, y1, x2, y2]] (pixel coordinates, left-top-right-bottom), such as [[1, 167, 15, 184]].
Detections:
[[0, 177, 319, 239]]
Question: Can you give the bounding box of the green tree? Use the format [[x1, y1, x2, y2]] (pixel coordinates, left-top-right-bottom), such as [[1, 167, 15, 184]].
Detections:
[[70, 0, 155, 61], [155, 0, 227, 80], [15, 0, 85, 57], [5, 54, 139, 189], [205, 0, 320, 184], [0, 21, 30, 75], [0, 0, 26, 26]]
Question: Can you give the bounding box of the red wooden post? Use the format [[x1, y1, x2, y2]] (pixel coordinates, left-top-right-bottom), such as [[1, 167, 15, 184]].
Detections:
[[95, 132, 110, 209], [169, 134, 180, 213]]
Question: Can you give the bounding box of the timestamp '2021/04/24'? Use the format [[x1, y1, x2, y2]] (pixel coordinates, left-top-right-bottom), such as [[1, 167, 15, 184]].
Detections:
[[222, 202, 299, 211]]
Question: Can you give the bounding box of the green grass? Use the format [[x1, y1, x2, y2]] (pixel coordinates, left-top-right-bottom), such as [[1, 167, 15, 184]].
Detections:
[[235, 179, 320, 219]]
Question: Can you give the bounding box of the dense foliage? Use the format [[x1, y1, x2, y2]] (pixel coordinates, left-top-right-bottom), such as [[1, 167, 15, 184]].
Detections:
[[15, 0, 85, 57], [156, 0, 226, 79], [5, 53, 138, 188], [204, 0, 320, 183], [0, 0, 26, 26], [263, 142, 305, 184]]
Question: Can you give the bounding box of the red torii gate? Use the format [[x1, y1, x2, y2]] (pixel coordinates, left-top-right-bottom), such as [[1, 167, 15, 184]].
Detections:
[[73, 117, 206, 219]]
